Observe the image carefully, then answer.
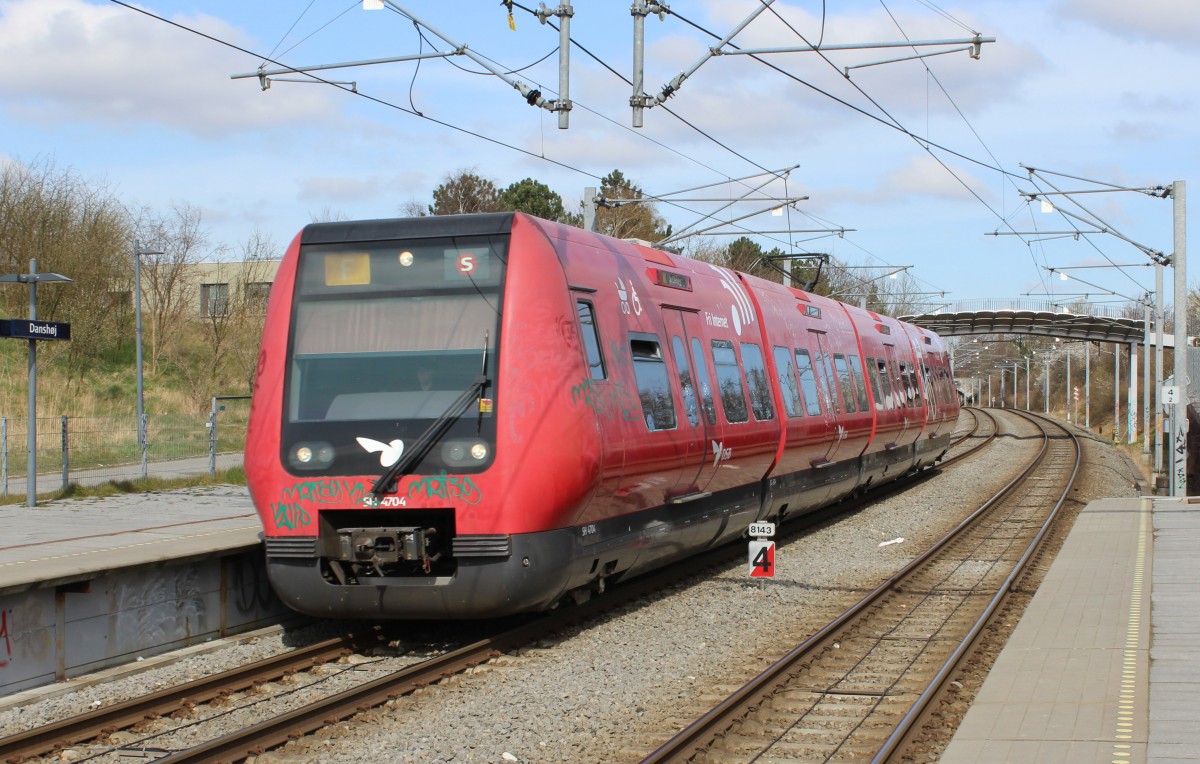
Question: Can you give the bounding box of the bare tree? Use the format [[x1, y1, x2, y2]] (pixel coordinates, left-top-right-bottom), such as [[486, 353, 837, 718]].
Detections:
[[309, 206, 349, 223], [130, 203, 212, 376], [228, 228, 279, 393], [430, 169, 502, 215], [0, 158, 130, 389], [399, 199, 427, 217]]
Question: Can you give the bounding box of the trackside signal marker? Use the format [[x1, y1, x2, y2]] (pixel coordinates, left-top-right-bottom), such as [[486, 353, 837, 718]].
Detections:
[[749, 540, 775, 578]]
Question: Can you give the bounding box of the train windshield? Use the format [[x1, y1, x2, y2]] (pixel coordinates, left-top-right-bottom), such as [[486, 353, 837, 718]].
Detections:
[[281, 233, 506, 476]]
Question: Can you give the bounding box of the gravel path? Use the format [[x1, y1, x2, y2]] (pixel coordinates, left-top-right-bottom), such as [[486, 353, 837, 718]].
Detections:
[[0, 410, 1146, 764]]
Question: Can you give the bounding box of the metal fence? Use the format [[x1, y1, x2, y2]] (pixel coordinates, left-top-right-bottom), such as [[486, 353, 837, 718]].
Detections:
[[0, 396, 250, 499]]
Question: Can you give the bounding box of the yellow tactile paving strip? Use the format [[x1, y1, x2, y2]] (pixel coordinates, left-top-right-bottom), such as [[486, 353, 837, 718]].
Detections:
[[939, 497, 1150, 763]]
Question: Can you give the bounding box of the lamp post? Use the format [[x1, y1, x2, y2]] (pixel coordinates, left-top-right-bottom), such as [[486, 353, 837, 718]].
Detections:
[[1170, 180, 1186, 496], [134, 242, 164, 480]]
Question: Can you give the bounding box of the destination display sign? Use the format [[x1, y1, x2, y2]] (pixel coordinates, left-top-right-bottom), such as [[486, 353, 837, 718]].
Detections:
[[0, 319, 71, 341]]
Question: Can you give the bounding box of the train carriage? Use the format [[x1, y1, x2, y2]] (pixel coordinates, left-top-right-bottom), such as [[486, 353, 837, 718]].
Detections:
[[245, 212, 958, 619]]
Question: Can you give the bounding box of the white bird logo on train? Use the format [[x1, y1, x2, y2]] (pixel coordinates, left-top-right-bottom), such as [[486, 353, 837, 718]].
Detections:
[[356, 437, 405, 467]]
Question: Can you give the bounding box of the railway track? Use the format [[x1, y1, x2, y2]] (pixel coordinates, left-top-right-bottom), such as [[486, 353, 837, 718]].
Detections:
[[641, 409, 1079, 763], [1, 410, 1007, 764]]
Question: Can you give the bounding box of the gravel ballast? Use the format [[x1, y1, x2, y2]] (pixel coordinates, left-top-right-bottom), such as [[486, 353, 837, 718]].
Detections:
[[0, 411, 1147, 763]]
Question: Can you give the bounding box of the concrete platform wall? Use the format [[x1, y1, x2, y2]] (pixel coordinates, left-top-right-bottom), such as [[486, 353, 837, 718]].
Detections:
[[0, 550, 286, 696]]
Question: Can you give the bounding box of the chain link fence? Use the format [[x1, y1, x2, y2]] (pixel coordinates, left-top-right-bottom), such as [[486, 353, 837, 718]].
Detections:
[[0, 396, 250, 499]]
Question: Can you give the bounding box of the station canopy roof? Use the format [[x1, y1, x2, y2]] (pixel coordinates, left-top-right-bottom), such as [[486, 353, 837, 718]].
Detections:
[[897, 309, 1145, 344]]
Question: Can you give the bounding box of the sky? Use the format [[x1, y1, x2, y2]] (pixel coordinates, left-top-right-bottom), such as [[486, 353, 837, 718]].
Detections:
[[1, 0, 1197, 309]]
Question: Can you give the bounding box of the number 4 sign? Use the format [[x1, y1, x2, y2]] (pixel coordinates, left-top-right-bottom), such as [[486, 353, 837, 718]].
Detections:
[[749, 539, 776, 578]]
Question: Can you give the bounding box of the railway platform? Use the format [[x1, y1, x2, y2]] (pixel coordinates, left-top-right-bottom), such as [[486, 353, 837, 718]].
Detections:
[[0, 486, 259, 592], [2, 489, 1198, 764], [940, 494, 1199, 764], [0, 486, 282, 697]]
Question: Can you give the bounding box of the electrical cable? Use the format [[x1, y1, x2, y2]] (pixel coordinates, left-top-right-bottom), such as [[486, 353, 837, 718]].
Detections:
[[106, 0, 803, 254], [268, 1, 361, 67]]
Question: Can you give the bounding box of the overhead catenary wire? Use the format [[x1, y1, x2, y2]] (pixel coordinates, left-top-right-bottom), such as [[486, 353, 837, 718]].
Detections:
[[109, 0, 814, 254], [659, 3, 1053, 298], [112, 0, 996, 298]]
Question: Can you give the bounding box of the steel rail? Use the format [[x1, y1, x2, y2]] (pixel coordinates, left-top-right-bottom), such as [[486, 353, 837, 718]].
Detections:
[[4, 414, 996, 764], [640, 409, 1066, 763], [0, 634, 359, 763], [872, 411, 1081, 762], [940, 407, 997, 467]]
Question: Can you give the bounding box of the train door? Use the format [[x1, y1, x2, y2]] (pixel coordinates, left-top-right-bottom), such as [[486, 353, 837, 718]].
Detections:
[[571, 293, 627, 511], [809, 331, 848, 464], [795, 332, 836, 465], [883, 343, 913, 445], [662, 308, 721, 499]]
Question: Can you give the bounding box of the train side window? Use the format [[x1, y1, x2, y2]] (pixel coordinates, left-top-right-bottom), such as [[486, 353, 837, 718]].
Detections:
[[899, 363, 917, 407], [889, 360, 908, 408], [922, 363, 938, 408], [876, 359, 896, 409], [690, 337, 718, 425], [575, 300, 606, 380], [630, 336, 677, 431], [848, 354, 870, 412], [773, 346, 803, 418], [710, 339, 749, 423], [907, 363, 923, 406], [814, 349, 840, 414], [866, 357, 885, 411], [740, 342, 775, 421], [671, 336, 700, 426], [795, 349, 823, 416], [833, 354, 857, 413]]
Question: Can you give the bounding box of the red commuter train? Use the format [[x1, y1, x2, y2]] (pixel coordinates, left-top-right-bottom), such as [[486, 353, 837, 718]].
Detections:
[[245, 212, 959, 619]]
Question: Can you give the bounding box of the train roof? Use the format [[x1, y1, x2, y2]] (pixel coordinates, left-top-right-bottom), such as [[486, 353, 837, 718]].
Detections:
[[300, 213, 516, 245]]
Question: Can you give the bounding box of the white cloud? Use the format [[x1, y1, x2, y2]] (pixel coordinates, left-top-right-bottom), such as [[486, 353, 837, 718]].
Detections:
[[1058, 0, 1200, 47], [863, 153, 993, 204], [0, 0, 338, 138]]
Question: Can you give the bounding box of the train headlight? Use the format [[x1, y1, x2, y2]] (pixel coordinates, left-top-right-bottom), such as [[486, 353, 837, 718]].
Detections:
[[288, 441, 335, 470], [399, 251, 414, 267], [441, 440, 490, 467]]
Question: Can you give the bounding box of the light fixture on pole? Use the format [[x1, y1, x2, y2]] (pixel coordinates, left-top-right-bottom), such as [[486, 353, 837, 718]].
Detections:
[[134, 242, 165, 480]]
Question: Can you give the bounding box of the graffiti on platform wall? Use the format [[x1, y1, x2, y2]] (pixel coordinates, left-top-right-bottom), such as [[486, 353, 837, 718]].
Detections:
[[408, 472, 482, 505], [271, 478, 373, 530], [231, 558, 275, 615]]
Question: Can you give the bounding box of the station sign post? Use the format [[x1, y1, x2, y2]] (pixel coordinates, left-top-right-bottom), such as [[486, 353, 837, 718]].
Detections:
[[0, 259, 73, 507], [748, 521, 776, 584]]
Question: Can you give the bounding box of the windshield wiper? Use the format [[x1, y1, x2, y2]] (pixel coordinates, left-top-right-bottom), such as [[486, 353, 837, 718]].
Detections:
[[371, 333, 492, 497], [371, 374, 489, 496]]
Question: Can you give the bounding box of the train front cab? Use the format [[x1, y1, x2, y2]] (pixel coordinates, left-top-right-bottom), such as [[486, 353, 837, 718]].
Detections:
[[250, 213, 620, 619]]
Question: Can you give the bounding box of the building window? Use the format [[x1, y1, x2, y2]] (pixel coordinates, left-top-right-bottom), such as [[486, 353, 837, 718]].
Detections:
[[244, 282, 272, 313], [106, 290, 132, 310], [201, 283, 229, 317]]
